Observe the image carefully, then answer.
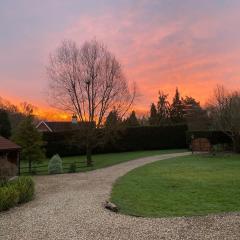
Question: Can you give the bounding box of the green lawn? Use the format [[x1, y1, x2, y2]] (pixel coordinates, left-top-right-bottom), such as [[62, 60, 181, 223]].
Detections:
[[20, 149, 186, 175], [111, 154, 240, 218]]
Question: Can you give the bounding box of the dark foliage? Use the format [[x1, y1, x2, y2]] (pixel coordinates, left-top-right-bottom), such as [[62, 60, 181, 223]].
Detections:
[[124, 111, 139, 127], [43, 125, 188, 157], [0, 109, 11, 138], [186, 131, 232, 145], [12, 115, 45, 172], [170, 88, 185, 123], [0, 176, 34, 212], [149, 103, 158, 125]]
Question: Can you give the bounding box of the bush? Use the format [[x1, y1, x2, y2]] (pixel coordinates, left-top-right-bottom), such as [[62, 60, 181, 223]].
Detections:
[[48, 154, 63, 174], [15, 176, 35, 203], [68, 162, 77, 173], [0, 176, 34, 212], [0, 185, 19, 211]]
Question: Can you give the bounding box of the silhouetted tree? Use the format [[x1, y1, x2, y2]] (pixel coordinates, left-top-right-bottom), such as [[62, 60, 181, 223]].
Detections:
[[208, 85, 240, 152], [182, 96, 210, 131], [47, 39, 136, 166], [104, 109, 124, 147], [157, 91, 170, 124], [149, 103, 158, 125], [182, 96, 200, 108], [0, 109, 11, 138], [125, 111, 139, 127], [170, 88, 184, 123], [105, 109, 121, 128], [139, 115, 149, 126], [0, 97, 38, 133]]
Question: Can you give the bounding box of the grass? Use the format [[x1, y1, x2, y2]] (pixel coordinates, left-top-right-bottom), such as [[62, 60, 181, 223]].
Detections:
[[111, 153, 240, 218], [20, 149, 186, 175]]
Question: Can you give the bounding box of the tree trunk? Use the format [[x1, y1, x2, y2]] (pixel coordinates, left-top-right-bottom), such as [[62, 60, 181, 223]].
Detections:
[[86, 145, 93, 167]]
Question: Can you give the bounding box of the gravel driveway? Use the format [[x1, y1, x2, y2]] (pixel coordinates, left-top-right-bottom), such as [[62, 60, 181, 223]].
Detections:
[[1, 152, 240, 240]]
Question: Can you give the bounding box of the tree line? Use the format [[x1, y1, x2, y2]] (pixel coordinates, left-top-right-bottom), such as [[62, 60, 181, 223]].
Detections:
[[105, 87, 210, 131]]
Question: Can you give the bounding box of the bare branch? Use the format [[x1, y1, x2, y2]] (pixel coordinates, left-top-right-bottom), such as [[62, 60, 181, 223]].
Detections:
[[47, 39, 136, 127]]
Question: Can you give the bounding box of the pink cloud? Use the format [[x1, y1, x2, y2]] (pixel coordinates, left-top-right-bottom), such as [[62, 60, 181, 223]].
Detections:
[[1, 1, 240, 118]]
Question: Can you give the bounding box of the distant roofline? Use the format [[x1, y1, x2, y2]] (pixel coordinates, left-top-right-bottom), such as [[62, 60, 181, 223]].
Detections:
[[36, 121, 53, 132]]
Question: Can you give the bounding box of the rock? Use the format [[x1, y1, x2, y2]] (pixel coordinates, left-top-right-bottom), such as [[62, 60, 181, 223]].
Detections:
[[104, 201, 118, 213]]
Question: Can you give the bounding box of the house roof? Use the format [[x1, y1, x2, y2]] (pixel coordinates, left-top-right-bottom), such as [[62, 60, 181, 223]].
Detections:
[[36, 121, 95, 132], [45, 121, 81, 132], [0, 136, 21, 151]]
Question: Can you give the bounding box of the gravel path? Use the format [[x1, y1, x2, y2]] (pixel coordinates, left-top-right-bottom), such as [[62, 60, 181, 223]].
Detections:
[[1, 152, 240, 240]]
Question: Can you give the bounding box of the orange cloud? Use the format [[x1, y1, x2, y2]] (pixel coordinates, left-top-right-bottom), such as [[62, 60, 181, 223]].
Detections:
[[1, 1, 240, 119]]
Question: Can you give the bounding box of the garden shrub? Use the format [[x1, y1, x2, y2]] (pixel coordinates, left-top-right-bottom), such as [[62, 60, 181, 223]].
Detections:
[[48, 154, 63, 174], [15, 176, 35, 203], [68, 162, 77, 173], [0, 176, 34, 212], [0, 185, 19, 211]]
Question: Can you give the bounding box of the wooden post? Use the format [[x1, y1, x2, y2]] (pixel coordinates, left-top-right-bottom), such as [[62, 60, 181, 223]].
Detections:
[[17, 151, 20, 176]]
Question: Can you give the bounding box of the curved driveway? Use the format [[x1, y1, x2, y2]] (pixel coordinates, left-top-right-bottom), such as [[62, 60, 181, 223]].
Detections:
[[1, 152, 240, 240]]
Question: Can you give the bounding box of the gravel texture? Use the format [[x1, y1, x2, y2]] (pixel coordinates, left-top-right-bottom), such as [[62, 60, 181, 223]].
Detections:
[[1, 152, 240, 240]]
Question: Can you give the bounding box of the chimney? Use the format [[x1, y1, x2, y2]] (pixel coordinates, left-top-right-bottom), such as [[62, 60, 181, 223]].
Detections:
[[72, 114, 78, 124]]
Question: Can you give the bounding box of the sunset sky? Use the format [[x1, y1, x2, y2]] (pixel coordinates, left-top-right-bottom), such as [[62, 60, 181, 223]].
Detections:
[[1, 0, 240, 119]]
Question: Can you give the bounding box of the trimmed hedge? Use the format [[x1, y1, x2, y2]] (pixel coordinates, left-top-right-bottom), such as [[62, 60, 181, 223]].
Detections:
[[43, 125, 188, 157], [0, 176, 35, 211]]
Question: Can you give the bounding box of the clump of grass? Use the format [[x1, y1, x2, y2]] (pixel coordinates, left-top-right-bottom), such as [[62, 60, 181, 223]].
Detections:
[[0, 176, 35, 212]]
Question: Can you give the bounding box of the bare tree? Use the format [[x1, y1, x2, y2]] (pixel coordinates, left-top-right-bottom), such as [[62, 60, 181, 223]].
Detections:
[[208, 85, 240, 152], [47, 39, 136, 165]]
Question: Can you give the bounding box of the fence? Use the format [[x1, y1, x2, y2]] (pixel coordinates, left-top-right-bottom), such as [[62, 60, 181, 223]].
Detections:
[[20, 160, 87, 175]]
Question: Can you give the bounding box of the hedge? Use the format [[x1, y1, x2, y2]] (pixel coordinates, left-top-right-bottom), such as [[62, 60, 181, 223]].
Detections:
[[43, 125, 188, 157], [0, 176, 34, 211]]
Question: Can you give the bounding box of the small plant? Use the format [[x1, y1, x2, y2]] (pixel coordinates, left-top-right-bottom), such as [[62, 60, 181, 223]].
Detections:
[[0, 185, 19, 211], [68, 162, 77, 173], [15, 176, 35, 203], [0, 176, 34, 212], [48, 154, 63, 174]]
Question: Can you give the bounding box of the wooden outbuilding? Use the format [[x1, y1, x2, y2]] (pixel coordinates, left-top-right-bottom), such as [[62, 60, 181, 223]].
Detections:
[[0, 136, 21, 178], [191, 138, 212, 152]]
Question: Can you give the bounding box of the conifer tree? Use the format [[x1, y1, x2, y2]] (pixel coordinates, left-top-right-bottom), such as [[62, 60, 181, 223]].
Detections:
[[170, 88, 184, 123], [149, 103, 158, 125], [105, 109, 121, 128], [157, 91, 170, 124], [12, 115, 45, 173], [125, 111, 139, 127]]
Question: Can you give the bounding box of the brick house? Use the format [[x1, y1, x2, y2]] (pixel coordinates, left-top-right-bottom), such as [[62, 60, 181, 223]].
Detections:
[[0, 136, 21, 177]]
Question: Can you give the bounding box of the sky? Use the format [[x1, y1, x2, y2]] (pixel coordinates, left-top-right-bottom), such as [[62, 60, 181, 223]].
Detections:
[[0, 0, 240, 119]]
